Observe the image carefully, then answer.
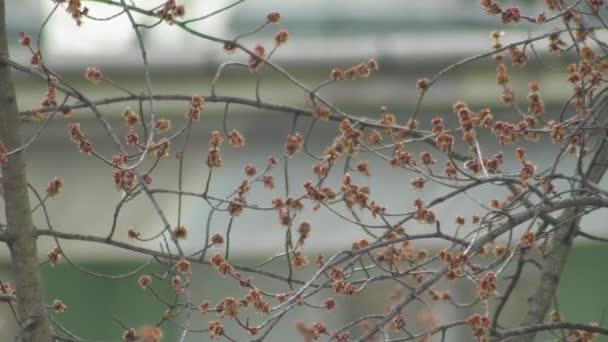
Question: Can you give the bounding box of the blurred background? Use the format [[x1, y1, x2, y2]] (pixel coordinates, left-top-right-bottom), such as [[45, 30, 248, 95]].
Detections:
[[1, 0, 607, 340]]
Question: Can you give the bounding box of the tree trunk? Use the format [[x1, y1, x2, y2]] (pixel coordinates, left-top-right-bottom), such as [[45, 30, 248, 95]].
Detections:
[[515, 140, 608, 342], [0, 0, 53, 340]]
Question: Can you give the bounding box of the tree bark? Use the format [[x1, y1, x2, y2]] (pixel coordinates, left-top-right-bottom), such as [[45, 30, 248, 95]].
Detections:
[[515, 140, 608, 342], [0, 1, 53, 340]]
